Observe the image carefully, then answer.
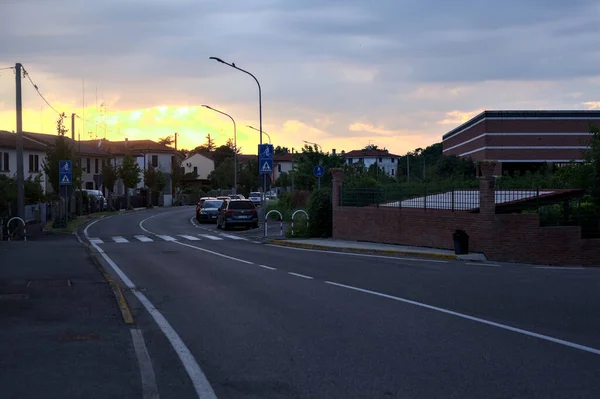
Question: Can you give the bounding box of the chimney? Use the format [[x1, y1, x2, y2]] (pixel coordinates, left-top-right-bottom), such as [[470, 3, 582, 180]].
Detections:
[[332, 149, 336, 155]]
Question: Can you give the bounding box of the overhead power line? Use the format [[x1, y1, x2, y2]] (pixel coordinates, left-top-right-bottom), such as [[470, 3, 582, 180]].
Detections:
[[21, 65, 63, 116]]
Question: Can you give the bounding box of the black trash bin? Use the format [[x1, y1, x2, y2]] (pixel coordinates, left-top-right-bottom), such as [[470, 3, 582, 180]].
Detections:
[[453, 229, 469, 255]]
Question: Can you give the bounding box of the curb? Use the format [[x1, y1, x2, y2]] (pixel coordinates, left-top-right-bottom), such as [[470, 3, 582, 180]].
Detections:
[[77, 232, 135, 325], [266, 240, 458, 261]]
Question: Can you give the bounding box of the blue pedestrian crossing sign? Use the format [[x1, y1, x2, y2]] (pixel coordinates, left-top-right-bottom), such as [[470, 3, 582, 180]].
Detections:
[[260, 159, 273, 174], [59, 160, 72, 186], [258, 143, 274, 175]]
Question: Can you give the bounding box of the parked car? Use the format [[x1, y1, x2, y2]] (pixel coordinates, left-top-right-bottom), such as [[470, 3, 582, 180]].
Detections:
[[216, 196, 230, 201], [216, 199, 259, 230], [248, 192, 262, 206], [229, 194, 245, 200], [196, 199, 223, 223], [196, 197, 216, 219], [84, 189, 107, 211]]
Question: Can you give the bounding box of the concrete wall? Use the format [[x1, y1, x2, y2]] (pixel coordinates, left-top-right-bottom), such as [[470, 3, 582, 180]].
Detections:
[[331, 165, 600, 266]]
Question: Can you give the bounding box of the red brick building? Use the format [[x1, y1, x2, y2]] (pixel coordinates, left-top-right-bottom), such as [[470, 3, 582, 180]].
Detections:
[[442, 110, 600, 174]]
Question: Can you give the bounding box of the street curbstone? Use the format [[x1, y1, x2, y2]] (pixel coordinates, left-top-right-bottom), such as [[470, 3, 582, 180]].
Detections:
[[266, 239, 458, 260]]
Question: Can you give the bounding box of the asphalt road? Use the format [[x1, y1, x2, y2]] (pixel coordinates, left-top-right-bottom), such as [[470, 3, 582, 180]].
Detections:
[[84, 206, 600, 399]]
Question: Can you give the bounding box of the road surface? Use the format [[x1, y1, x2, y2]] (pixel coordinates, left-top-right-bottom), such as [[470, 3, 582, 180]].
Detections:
[[84, 206, 600, 399]]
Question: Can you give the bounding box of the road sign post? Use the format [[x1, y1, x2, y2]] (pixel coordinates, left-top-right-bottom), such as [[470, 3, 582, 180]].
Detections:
[[258, 144, 274, 237], [59, 160, 72, 225], [313, 165, 325, 190]]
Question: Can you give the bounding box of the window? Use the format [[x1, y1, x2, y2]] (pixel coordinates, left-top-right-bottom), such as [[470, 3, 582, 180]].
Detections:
[[228, 201, 255, 210], [391, 168, 395, 176], [86, 158, 91, 173], [193, 166, 198, 174], [358, 158, 363, 164], [151, 155, 158, 167], [95, 158, 99, 174], [1, 152, 9, 171], [85, 182, 94, 189], [391, 158, 395, 163], [379, 157, 382, 163], [28, 154, 39, 172], [277, 164, 282, 172]]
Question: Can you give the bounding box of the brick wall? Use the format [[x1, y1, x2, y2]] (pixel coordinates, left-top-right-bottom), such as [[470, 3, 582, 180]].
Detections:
[[331, 165, 600, 266]]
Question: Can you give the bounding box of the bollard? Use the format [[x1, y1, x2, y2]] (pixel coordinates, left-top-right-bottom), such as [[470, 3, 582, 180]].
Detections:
[[280, 221, 283, 236], [24, 225, 27, 242], [291, 220, 294, 236], [264, 218, 268, 236]]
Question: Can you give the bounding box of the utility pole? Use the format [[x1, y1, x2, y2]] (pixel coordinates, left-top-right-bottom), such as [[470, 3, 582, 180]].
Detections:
[[174, 132, 178, 151], [291, 148, 295, 194], [15, 63, 25, 221], [71, 113, 76, 140], [407, 154, 410, 182]]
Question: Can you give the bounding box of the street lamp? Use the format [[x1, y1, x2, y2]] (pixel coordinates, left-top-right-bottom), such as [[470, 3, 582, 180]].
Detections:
[[210, 56, 267, 232], [247, 125, 271, 144], [202, 105, 237, 194]]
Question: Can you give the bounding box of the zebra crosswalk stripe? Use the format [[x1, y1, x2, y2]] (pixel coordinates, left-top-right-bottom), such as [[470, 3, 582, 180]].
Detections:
[[219, 233, 248, 241], [134, 235, 154, 242], [112, 236, 129, 243], [178, 235, 201, 241], [89, 238, 104, 244], [199, 234, 223, 241], [157, 235, 177, 242]]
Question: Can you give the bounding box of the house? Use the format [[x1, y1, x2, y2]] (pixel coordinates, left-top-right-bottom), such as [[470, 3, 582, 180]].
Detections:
[[0, 130, 49, 192], [182, 152, 214, 179], [82, 138, 181, 205], [273, 153, 294, 183], [24, 132, 110, 192], [343, 148, 401, 177]]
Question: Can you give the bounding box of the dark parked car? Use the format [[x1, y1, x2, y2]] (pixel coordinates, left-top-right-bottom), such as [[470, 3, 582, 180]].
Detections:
[[216, 199, 259, 230], [196, 200, 223, 223], [196, 197, 216, 219]]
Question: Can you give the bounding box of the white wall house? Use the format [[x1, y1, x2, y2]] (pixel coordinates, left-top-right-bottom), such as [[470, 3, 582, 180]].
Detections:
[[182, 153, 214, 179], [343, 149, 401, 177], [0, 131, 49, 193]]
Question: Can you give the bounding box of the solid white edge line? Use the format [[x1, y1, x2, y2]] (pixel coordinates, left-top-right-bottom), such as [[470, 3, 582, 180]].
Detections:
[[324, 280, 600, 356], [85, 218, 217, 399], [258, 265, 276, 270], [534, 266, 586, 270], [264, 244, 448, 263], [130, 328, 159, 399], [465, 262, 501, 267], [288, 272, 314, 279]]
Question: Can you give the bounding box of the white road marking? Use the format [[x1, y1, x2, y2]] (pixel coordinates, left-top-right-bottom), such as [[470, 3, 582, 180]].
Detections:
[[134, 235, 154, 243], [288, 272, 314, 279], [265, 244, 448, 263], [466, 262, 501, 267], [199, 234, 223, 241], [219, 233, 248, 241], [130, 329, 159, 399], [178, 235, 201, 241], [257, 264, 276, 271], [534, 266, 586, 270], [325, 280, 600, 356], [157, 235, 177, 242], [84, 218, 217, 399], [89, 238, 104, 244], [112, 236, 129, 243]]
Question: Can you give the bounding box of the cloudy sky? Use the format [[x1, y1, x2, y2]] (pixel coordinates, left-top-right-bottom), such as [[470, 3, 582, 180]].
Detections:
[[1, 0, 599, 155]]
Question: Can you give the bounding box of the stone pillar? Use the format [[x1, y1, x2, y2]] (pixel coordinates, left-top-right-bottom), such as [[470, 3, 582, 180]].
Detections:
[[330, 168, 344, 208], [477, 160, 496, 219]]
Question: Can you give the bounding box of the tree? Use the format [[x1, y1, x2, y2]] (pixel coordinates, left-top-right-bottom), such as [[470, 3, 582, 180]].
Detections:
[[0, 175, 17, 218], [144, 165, 167, 207], [191, 134, 216, 155], [364, 144, 379, 150], [226, 138, 241, 154], [158, 135, 174, 146], [119, 154, 142, 210], [274, 171, 290, 187], [274, 145, 289, 155], [238, 158, 260, 196], [102, 159, 118, 210], [585, 123, 600, 205], [171, 156, 184, 194], [42, 113, 82, 195], [212, 144, 235, 169], [209, 157, 234, 189]]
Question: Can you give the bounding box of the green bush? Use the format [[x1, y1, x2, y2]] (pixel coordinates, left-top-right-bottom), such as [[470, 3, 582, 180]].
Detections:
[[308, 188, 332, 238]]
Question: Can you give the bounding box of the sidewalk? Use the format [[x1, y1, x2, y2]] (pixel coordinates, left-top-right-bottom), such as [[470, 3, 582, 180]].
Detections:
[[267, 238, 487, 261], [0, 236, 141, 398]]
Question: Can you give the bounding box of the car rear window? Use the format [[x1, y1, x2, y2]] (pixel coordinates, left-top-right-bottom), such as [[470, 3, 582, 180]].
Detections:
[[249, 192, 261, 197], [202, 201, 222, 208], [228, 201, 255, 210]]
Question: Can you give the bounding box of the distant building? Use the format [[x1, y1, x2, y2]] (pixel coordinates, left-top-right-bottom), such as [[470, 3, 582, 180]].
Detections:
[[442, 110, 600, 175], [343, 149, 401, 177], [182, 153, 214, 179]]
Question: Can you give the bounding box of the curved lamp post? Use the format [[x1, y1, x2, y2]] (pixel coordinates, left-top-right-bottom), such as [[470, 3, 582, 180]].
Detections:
[[247, 125, 271, 144], [202, 105, 237, 194]]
